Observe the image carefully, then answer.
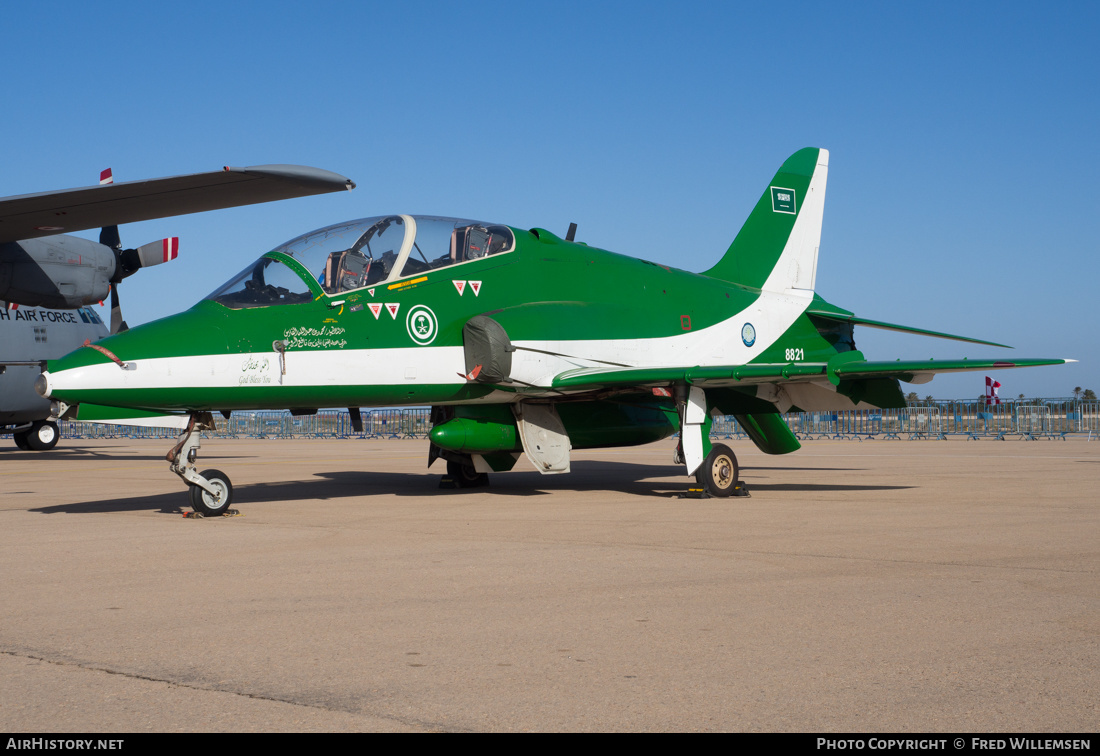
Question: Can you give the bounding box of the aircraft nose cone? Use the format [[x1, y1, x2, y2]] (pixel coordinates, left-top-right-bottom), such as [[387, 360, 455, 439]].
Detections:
[[34, 372, 51, 398]]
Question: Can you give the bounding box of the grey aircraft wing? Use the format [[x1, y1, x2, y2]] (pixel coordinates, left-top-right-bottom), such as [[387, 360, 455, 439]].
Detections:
[[0, 165, 356, 244]]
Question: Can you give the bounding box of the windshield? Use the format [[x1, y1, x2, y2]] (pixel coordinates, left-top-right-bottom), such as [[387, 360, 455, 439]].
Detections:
[[205, 256, 315, 308], [205, 215, 515, 308]]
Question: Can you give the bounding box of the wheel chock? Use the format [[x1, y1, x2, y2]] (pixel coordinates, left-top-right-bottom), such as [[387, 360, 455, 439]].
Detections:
[[182, 509, 242, 518], [675, 487, 714, 499], [674, 482, 750, 499]]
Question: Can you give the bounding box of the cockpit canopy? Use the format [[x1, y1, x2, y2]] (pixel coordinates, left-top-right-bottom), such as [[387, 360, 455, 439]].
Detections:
[[205, 215, 515, 308]]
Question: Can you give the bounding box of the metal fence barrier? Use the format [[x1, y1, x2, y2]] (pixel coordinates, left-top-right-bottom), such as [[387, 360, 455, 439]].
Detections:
[[55, 400, 1100, 442]]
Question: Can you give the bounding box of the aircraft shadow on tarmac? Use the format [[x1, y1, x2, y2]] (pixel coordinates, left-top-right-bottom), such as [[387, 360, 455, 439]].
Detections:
[[0, 446, 257, 463], [28, 459, 914, 516]]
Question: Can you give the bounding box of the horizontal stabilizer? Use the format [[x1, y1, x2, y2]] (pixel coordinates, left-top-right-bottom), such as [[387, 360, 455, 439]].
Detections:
[[806, 303, 1010, 348], [0, 165, 356, 243]]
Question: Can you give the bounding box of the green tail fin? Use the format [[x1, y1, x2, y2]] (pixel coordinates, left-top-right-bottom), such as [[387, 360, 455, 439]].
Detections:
[[703, 147, 829, 292]]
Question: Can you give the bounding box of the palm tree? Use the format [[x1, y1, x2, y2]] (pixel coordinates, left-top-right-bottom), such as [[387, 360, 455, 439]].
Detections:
[[1073, 386, 1082, 401]]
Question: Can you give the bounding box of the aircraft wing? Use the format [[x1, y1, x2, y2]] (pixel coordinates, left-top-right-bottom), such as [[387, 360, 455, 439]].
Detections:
[[0, 165, 356, 244], [551, 356, 1073, 391]]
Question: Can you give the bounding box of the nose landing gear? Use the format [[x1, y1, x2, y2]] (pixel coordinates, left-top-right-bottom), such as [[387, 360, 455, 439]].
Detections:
[[168, 412, 236, 516]]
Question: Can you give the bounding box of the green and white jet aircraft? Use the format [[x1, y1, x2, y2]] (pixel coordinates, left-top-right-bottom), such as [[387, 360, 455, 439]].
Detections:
[[36, 148, 1069, 514]]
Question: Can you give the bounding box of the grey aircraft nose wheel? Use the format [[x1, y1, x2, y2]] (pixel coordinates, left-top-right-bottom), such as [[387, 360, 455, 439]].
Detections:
[[188, 469, 234, 515], [695, 443, 739, 497]]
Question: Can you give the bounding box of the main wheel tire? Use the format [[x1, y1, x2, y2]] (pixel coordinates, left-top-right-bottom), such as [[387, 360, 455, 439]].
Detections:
[[25, 421, 59, 451], [447, 459, 488, 488], [695, 443, 738, 497], [188, 468, 234, 515], [13, 431, 30, 450]]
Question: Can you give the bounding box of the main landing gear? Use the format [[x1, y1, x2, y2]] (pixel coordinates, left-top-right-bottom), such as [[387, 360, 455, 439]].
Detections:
[[694, 443, 739, 497], [167, 412, 235, 516], [675, 439, 743, 498], [446, 458, 489, 488], [12, 420, 60, 451]]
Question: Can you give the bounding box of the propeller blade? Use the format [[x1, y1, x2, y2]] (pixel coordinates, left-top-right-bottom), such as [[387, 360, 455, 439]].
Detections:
[[109, 284, 128, 335], [100, 224, 121, 250], [116, 237, 180, 279], [134, 237, 179, 268]]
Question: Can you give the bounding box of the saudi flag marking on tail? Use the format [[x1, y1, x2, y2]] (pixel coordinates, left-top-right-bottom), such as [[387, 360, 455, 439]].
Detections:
[[771, 187, 796, 214]]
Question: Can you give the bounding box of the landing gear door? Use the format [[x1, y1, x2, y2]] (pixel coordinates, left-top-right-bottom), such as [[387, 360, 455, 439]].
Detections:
[[513, 403, 571, 474], [680, 386, 710, 476]]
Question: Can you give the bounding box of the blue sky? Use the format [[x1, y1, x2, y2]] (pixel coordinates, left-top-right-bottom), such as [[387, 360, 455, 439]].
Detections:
[[5, 1, 1097, 399]]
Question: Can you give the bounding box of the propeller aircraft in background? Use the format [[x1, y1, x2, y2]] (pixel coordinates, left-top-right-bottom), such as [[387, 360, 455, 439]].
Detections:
[[36, 148, 1070, 512], [1, 164, 355, 448]]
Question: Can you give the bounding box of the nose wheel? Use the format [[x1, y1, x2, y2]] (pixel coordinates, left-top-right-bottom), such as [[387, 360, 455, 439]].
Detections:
[[187, 468, 234, 515], [168, 413, 236, 515]]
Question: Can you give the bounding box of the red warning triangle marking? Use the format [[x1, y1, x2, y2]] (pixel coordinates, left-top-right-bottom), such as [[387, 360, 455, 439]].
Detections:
[[469, 280, 481, 296], [385, 303, 400, 319], [368, 303, 382, 319], [367, 288, 375, 297], [453, 280, 466, 295]]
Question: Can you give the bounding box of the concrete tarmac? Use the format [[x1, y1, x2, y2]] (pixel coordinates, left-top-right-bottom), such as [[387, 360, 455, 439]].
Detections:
[[0, 437, 1097, 732]]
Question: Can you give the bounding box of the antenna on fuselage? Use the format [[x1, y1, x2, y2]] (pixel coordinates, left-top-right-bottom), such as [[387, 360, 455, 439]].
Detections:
[[565, 222, 577, 242]]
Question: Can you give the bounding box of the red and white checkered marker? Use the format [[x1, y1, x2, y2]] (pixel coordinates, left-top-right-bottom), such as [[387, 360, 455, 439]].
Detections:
[[100, 168, 113, 185], [985, 376, 1001, 405]]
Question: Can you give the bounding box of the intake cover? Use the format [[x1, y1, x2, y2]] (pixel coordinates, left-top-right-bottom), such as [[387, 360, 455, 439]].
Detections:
[[463, 315, 513, 383]]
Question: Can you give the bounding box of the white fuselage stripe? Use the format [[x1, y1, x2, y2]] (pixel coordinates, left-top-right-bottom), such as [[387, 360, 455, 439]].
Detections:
[[45, 290, 813, 399]]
